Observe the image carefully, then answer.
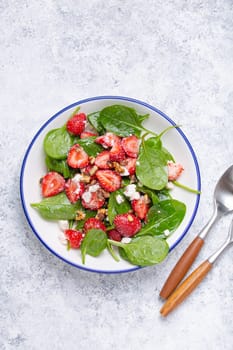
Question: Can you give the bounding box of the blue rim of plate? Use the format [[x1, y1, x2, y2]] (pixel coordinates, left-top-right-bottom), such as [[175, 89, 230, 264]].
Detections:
[[20, 95, 201, 274]]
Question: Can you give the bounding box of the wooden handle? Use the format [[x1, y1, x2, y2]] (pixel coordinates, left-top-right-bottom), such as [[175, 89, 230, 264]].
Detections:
[[160, 260, 212, 316], [160, 236, 204, 299]]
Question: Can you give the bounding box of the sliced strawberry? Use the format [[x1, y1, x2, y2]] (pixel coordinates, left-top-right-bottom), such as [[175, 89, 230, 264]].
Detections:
[[65, 178, 85, 203], [122, 135, 139, 158], [83, 218, 106, 233], [107, 229, 122, 242], [94, 151, 111, 169], [65, 229, 83, 249], [80, 131, 98, 138], [95, 170, 121, 192], [121, 157, 137, 175], [131, 196, 149, 220], [67, 144, 89, 169], [167, 161, 184, 181], [81, 185, 105, 210], [41, 171, 65, 197], [95, 132, 121, 148], [109, 141, 125, 162], [66, 113, 87, 135], [113, 213, 141, 237]]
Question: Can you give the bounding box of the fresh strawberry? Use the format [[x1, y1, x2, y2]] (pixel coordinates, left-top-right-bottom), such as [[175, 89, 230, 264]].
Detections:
[[65, 178, 85, 203], [95, 170, 121, 192], [41, 171, 65, 197], [113, 213, 141, 237], [131, 196, 149, 220], [95, 132, 121, 148], [80, 131, 98, 138], [83, 218, 106, 233], [94, 151, 111, 169], [67, 144, 89, 169], [66, 113, 86, 135], [109, 141, 125, 162], [167, 161, 184, 181], [65, 229, 83, 249], [81, 185, 105, 210], [107, 229, 122, 242], [121, 157, 137, 175], [121, 135, 139, 158]]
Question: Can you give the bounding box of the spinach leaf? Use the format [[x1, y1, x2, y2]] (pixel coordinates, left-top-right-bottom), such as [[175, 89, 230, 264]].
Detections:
[[109, 236, 169, 266], [74, 137, 103, 156], [156, 188, 172, 201], [136, 137, 168, 190], [87, 111, 105, 133], [107, 190, 131, 225], [99, 105, 142, 137], [138, 114, 149, 123], [45, 155, 73, 178], [136, 199, 186, 237], [43, 126, 74, 160], [81, 229, 107, 264], [31, 193, 81, 220]]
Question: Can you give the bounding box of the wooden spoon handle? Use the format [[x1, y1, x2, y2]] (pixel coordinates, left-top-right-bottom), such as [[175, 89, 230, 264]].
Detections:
[[160, 236, 204, 299], [160, 260, 212, 317]]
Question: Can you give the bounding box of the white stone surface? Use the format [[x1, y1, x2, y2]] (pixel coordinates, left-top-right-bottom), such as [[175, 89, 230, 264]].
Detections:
[[1, 1, 233, 349]]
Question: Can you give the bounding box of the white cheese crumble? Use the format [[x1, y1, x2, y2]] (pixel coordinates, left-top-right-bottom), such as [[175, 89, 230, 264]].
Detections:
[[164, 229, 170, 237], [116, 194, 124, 204], [82, 191, 92, 203], [121, 237, 132, 244], [124, 184, 140, 201], [72, 173, 83, 183], [89, 184, 100, 192], [58, 231, 67, 245], [120, 166, 130, 176], [166, 181, 174, 190], [58, 220, 69, 231]]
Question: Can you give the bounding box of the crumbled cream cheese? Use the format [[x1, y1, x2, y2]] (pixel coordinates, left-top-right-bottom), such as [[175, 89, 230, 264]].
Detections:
[[58, 220, 69, 231], [72, 174, 83, 183], [124, 184, 140, 200], [82, 191, 92, 203], [166, 181, 174, 190], [120, 166, 130, 176], [89, 184, 100, 192], [121, 237, 132, 244], [58, 231, 67, 245], [164, 229, 170, 237], [116, 194, 124, 204]]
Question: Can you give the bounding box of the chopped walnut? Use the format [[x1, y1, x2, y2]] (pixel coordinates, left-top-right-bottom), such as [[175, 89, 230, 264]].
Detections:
[[75, 210, 86, 221], [96, 208, 108, 221], [89, 165, 98, 176], [112, 162, 124, 173], [89, 156, 96, 165], [81, 174, 91, 183]]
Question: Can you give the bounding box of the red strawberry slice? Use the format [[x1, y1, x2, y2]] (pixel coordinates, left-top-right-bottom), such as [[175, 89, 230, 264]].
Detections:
[[95, 170, 121, 192], [65, 178, 85, 203], [66, 113, 87, 135], [122, 135, 139, 158], [83, 218, 106, 233], [80, 131, 98, 138], [167, 161, 184, 181], [65, 229, 83, 248], [107, 229, 122, 242], [81, 185, 105, 210], [94, 151, 111, 169], [67, 144, 89, 169], [95, 132, 121, 148], [131, 196, 149, 220], [109, 141, 125, 162], [121, 157, 137, 175], [41, 171, 65, 197], [113, 213, 141, 237]]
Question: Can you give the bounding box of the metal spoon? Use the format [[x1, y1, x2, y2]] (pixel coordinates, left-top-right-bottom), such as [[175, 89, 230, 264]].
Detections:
[[160, 165, 233, 299], [160, 218, 233, 316]]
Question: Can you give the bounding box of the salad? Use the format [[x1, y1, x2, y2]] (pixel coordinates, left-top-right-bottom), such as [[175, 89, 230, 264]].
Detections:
[[31, 104, 189, 267]]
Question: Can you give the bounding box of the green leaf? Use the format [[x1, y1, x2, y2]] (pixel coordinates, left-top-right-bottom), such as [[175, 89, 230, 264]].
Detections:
[[136, 137, 168, 190], [107, 190, 131, 225], [45, 155, 73, 178], [109, 236, 169, 266], [99, 105, 142, 137], [136, 186, 159, 205], [74, 137, 103, 156], [81, 229, 107, 264], [43, 127, 74, 160], [87, 111, 105, 133], [31, 193, 81, 220], [136, 199, 186, 237]]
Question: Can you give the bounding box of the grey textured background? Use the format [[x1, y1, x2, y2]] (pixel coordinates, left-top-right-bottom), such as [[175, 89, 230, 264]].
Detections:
[[1, 1, 233, 349]]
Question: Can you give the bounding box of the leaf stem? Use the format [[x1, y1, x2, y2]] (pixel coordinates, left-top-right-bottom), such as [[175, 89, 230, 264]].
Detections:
[[107, 242, 120, 262], [173, 181, 201, 194], [108, 239, 125, 248]]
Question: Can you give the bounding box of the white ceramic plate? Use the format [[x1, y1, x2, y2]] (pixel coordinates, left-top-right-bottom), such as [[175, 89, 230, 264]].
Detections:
[[20, 96, 201, 273]]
